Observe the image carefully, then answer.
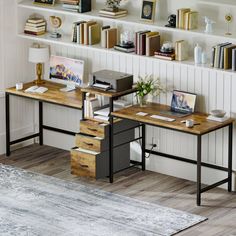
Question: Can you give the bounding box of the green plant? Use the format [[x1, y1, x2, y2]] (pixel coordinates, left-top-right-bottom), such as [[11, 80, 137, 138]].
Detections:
[[136, 75, 165, 98]]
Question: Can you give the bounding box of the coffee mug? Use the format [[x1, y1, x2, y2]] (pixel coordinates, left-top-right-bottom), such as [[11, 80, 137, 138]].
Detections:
[[186, 119, 194, 128], [16, 82, 23, 90]]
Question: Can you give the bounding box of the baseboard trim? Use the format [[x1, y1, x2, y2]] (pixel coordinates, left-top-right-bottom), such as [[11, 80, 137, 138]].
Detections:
[[0, 124, 35, 155]]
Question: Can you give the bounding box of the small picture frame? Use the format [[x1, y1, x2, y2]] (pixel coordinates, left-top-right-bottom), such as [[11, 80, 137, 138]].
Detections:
[[141, 0, 156, 22], [33, 0, 55, 6]]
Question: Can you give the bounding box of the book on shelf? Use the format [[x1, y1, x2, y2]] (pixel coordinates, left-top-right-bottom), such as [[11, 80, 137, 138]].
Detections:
[[177, 8, 190, 29], [184, 11, 198, 30], [114, 44, 135, 53], [154, 51, 175, 61], [212, 42, 231, 69], [232, 48, 236, 71], [99, 8, 128, 18], [175, 40, 188, 61], [135, 30, 150, 55], [60, 0, 91, 13], [100, 27, 118, 49], [89, 23, 101, 45], [84, 21, 96, 45], [146, 32, 160, 57], [24, 17, 46, 36]]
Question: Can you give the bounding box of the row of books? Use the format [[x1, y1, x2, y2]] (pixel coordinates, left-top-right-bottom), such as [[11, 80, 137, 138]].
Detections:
[[99, 8, 128, 19], [211, 42, 236, 71], [72, 20, 101, 45], [176, 8, 198, 30], [24, 17, 46, 36], [135, 31, 160, 56]]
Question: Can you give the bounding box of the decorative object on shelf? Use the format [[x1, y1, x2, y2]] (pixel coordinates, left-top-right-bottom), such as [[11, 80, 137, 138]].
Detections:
[[225, 13, 233, 35], [114, 31, 135, 53], [61, 0, 92, 13], [204, 16, 215, 33], [29, 43, 50, 85], [136, 75, 165, 107], [194, 43, 202, 64], [49, 16, 62, 38], [141, 0, 156, 22], [155, 41, 175, 61], [175, 40, 188, 61], [160, 41, 174, 53], [34, 0, 55, 5], [201, 51, 207, 64], [165, 14, 176, 28], [106, 0, 122, 11], [24, 16, 46, 36]]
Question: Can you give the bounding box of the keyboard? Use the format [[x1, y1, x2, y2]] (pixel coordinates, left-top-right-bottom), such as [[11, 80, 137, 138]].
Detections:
[[150, 115, 175, 122]]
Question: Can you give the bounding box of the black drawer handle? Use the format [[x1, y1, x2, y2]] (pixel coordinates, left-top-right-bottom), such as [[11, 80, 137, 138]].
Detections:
[[83, 142, 93, 146], [79, 164, 89, 168], [88, 128, 97, 132]]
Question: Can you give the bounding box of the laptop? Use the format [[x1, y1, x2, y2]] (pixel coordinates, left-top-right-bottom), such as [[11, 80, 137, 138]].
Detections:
[[160, 90, 197, 117]]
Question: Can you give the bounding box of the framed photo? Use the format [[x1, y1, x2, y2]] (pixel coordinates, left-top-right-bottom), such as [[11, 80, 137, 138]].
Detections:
[[141, 0, 156, 22], [33, 0, 55, 6]]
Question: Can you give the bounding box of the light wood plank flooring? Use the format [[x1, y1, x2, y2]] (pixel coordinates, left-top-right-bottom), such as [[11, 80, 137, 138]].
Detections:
[[0, 144, 235, 236]]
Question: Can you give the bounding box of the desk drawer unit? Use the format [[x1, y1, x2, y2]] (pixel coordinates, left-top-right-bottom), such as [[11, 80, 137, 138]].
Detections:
[[75, 129, 135, 152], [71, 144, 130, 179]]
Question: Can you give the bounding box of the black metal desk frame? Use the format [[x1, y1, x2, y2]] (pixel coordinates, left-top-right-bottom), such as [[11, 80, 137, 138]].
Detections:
[[111, 114, 233, 206], [5, 92, 80, 156]]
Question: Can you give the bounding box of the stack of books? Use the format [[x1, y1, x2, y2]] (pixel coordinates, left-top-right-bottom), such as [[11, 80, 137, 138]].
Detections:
[[177, 8, 198, 30], [61, 0, 80, 12], [72, 20, 101, 45], [99, 8, 128, 18], [154, 51, 175, 61], [135, 31, 160, 56], [114, 43, 135, 53], [175, 40, 188, 61], [24, 17, 46, 36], [211, 42, 236, 70]]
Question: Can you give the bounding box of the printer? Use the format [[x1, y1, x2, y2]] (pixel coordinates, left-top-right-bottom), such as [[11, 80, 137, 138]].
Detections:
[[89, 70, 133, 92]]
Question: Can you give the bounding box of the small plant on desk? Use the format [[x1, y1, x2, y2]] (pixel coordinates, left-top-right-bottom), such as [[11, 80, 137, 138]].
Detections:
[[136, 75, 165, 107]]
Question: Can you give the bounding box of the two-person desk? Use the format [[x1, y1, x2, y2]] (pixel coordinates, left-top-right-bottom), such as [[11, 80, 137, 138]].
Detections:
[[111, 103, 234, 206], [5, 81, 82, 156]]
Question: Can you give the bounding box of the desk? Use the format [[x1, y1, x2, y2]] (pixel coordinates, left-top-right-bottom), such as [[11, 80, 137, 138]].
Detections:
[[5, 81, 82, 156], [111, 103, 234, 205]]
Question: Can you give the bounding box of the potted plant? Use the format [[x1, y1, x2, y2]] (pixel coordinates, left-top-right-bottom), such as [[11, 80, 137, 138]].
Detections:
[[105, 0, 122, 12], [136, 75, 165, 107]]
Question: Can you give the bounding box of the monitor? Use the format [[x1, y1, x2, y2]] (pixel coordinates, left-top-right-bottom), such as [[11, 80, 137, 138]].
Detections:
[[171, 90, 197, 113], [49, 55, 84, 92]]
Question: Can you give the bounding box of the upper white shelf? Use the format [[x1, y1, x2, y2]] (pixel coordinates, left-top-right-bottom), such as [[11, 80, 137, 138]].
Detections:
[[198, 0, 236, 7], [18, 0, 236, 42]]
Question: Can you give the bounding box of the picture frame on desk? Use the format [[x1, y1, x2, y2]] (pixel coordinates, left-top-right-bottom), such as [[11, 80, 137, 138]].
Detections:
[[34, 0, 55, 6], [140, 0, 156, 23]]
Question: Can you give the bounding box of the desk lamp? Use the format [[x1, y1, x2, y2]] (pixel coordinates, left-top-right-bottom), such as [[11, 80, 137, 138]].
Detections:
[[29, 44, 49, 85]]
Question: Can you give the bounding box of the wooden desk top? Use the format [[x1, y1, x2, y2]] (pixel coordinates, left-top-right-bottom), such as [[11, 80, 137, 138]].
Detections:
[[112, 103, 235, 135], [6, 81, 82, 109], [81, 86, 137, 97]]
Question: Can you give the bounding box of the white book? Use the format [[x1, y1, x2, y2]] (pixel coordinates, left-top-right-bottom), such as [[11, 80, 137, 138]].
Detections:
[[94, 115, 110, 121], [94, 105, 120, 117], [101, 29, 108, 48], [114, 99, 131, 107]]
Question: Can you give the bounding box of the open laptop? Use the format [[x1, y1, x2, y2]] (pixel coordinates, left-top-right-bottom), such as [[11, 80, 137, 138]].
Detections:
[[160, 90, 197, 117]]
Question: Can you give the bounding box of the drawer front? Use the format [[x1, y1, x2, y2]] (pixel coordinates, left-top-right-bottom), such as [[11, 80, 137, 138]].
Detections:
[[80, 120, 108, 138], [75, 133, 104, 152], [71, 149, 96, 178]]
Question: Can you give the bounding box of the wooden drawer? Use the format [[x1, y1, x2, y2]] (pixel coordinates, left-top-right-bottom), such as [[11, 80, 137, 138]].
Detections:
[[71, 144, 131, 179], [71, 148, 105, 178], [80, 119, 139, 138], [75, 129, 135, 152], [80, 120, 108, 138]]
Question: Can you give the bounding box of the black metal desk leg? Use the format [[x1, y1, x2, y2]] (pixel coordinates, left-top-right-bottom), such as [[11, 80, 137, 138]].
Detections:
[[5, 93, 10, 156], [39, 101, 43, 145], [109, 97, 114, 183], [228, 123, 233, 192], [81, 92, 86, 120], [197, 135, 202, 206], [142, 124, 146, 171]]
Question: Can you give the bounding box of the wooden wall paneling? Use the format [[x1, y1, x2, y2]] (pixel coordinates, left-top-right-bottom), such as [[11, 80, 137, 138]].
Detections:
[[208, 70, 217, 164], [215, 72, 224, 166]]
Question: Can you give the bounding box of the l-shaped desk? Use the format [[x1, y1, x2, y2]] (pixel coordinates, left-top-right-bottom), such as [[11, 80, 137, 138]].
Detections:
[[111, 103, 234, 206]]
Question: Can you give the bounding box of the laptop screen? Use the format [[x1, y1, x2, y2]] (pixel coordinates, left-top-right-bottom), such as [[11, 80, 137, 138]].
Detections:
[[171, 90, 197, 113]]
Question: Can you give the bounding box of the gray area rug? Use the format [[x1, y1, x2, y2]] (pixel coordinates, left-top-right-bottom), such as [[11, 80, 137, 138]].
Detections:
[[0, 164, 207, 236]]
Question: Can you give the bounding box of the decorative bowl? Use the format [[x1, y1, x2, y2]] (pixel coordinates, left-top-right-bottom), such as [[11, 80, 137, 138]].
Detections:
[[210, 109, 226, 118]]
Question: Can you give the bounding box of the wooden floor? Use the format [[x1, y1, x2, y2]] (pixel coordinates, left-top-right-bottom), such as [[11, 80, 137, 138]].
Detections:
[[1, 144, 236, 236]]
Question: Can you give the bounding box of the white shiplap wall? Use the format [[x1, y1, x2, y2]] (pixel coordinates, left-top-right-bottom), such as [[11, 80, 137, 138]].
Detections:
[[0, 0, 35, 154], [0, 0, 235, 188]]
